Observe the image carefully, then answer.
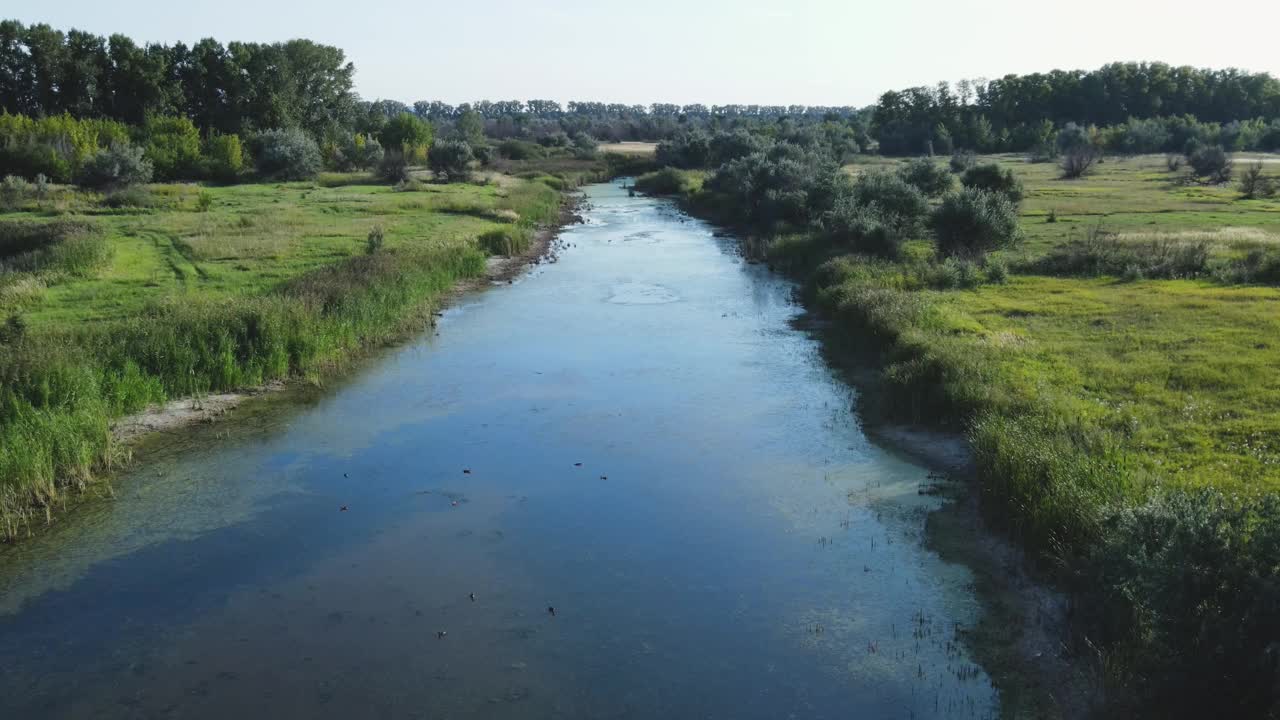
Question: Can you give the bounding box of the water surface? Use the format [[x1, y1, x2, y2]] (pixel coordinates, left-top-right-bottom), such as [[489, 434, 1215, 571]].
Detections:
[[0, 181, 996, 719]]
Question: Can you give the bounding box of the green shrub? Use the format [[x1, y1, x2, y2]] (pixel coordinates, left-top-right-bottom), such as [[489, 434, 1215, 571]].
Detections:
[[950, 150, 976, 173], [931, 187, 1021, 259], [203, 132, 245, 182], [1025, 226, 1209, 279], [1238, 161, 1276, 199], [1087, 488, 1280, 718], [633, 167, 694, 196], [196, 191, 213, 213], [378, 113, 433, 163], [476, 226, 531, 257], [897, 157, 953, 197], [1, 175, 32, 210], [960, 163, 1024, 203], [365, 225, 385, 254], [1187, 144, 1232, 183], [79, 143, 153, 188], [0, 219, 106, 275], [378, 149, 411, 183], [252, 128, 322, 181], [101, 186, 158, 209], [498, 139, 545, 161], [818, 197, 904, 258], [143, 117, 203, 180], [428, 140, 474, 182]]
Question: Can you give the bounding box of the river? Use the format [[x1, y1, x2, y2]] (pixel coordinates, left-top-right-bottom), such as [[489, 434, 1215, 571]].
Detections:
[[0, 181, 997, 719]]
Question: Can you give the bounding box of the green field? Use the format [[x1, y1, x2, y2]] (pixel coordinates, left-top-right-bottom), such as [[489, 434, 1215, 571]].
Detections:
[[0, 172, 564, 536]]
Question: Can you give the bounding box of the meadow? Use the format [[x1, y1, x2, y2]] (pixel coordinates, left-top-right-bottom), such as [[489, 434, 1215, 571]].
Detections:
[[0, 171, 566, 537]]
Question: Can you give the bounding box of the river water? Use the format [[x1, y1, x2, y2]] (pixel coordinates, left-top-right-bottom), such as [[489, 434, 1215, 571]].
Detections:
[[0, 181, 996, 719]]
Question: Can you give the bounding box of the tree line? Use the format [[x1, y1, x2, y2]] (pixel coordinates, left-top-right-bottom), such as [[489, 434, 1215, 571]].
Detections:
[[874, 62, 1280, 154], [3, 20, 1280, 181]]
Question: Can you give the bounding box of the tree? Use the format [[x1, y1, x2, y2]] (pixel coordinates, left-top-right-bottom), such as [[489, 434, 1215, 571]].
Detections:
[[961, 163, 1024, 203], [1238, 161, 1275, 199], [897, 157, 953, 197], [428, 139, 474, 182], [252, 128, 321, 180], [931, 187, 1021, 259], [1187, 144, 1233, 184], [203, 132, 244, 182], [79, 142, 153, 187], [143, 116, 202, 179], [1058, 123, 1100, 178], [378, 112, 433, 162], [455, 110, 484, 144]]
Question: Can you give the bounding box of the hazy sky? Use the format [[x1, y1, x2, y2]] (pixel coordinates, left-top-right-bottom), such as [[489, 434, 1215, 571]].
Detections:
[[11, 0, 1280, 107]]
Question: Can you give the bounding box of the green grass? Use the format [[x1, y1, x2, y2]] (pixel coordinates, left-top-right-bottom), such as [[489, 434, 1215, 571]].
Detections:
[[0, 175, 564, 538]]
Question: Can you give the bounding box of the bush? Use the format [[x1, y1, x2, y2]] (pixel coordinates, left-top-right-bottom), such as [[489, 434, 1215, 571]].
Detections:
[[333, 134, 383, 172], [819, 199, 903, 257], [1058, 124, 1101, 179], [365, 225, 385, 254], [851, 170, 930, 236], [1238, 161, 1276, 199], [203, 132, 245, 182], [378, 113, 433, 163], [571, 133, 598, 160], [949, 150, 976, 173], [897, 157, 953, 197], [633, 167, 695, 196], [1187, 144, 1232, 183], [0, 219, 106, 275], [1216, 247, 1280, 285], [656, 131, 711, 169], [143, 117, 203, 180], [1, 175, 32, 210], [428, 140, 474, 182], [986, 258, 1009, 283], [196, 191, 213, 212], [931, 187, 1021, 259], [1024, 225, 1209, 279], [1087, 488, 1280, 718], [79, 143, 153, 188], [960, 163, 1024, 203], [378, 149, 411, 183], [497, 139, 545, 161], [252, 128, 322, 181], [101, 186, 158, 209], [476, 226, 531, 257]]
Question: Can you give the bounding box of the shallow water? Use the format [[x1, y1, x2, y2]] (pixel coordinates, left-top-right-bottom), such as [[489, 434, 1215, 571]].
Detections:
[[0, 181, 997, 719]]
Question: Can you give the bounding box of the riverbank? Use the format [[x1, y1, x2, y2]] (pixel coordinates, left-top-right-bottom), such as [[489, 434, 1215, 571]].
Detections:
[[0, 173, 582, 540], [107, 194, 579, 449], [635, 154, 1280, 717]]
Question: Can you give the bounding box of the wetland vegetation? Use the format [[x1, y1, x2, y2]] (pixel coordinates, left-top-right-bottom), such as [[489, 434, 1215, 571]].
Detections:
[[4, 16, 1280, 719]]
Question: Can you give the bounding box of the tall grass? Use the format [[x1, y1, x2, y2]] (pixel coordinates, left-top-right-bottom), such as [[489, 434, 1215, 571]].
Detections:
[[0, 243, 486, 538]]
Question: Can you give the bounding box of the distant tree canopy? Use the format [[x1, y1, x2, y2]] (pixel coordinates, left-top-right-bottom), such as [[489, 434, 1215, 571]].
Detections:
[[2, 20, 1279, 168], [872, 63, 1280, 155], [0, 20, 356, 137]]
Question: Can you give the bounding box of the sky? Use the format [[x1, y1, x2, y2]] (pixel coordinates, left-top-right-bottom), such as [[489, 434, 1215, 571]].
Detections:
[[10, 0, 1280, 107]]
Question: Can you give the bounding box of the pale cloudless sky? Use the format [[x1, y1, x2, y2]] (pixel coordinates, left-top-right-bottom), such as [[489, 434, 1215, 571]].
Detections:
[[10, 0, 1280, 107]]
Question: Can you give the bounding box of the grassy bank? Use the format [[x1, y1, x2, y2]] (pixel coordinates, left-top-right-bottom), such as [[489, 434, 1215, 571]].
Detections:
[[0, 172, 570, 538], [643, 153, 1280, 717]]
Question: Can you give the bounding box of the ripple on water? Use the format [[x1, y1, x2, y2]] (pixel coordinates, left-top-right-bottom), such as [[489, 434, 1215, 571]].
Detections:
[[607, 282, 679, 305]]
